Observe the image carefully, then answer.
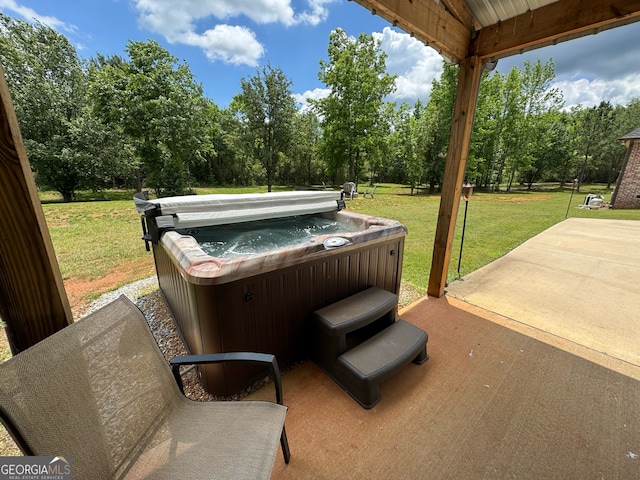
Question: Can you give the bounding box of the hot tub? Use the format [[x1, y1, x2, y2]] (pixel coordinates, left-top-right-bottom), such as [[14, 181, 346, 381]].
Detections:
[[135, 191, 407, 395]]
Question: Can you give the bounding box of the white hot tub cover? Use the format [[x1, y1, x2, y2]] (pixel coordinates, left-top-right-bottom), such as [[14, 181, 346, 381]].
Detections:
[[135, 191, 344, 228]]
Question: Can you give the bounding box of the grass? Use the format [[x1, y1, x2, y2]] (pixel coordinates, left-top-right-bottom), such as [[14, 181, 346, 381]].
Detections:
[[348, 183, 640, 290], [37, 186, 299, 312], [35, 184, 640, 310]]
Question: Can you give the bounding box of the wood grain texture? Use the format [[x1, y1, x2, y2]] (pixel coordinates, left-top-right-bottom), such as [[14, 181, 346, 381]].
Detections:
[[352, 0, 470, 62], [428, 56, 483, 297], [0, 62, 72, 354], [472, 0, 640, 60]]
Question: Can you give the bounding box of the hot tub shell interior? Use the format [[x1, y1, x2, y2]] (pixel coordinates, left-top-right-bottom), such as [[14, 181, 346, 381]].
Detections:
[[137, 192, 407, 396]]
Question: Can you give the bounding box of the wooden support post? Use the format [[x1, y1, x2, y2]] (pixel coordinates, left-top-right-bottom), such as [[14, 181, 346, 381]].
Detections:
[[427, 56, 483, 297], [0, 63, 73, 354]]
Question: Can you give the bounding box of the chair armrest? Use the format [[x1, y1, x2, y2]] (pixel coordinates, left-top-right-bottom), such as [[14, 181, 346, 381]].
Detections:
[[170, 352, 284, 405]]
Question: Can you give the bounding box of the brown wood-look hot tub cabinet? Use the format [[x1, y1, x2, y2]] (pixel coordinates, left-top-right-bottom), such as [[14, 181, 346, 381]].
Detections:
[[136, 191, 407, 396]]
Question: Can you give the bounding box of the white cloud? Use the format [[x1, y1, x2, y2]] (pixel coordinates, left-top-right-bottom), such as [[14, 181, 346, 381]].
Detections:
[[294, 0, 336, 26], [293, 28, 445, 111], [374, 27, 444, 105], [555, 74, 640, 110], [293, 87, 330, 112], [135, 0, 294, 30], [133, 0, 337, 66], [182, 25, 264, 66], [0, 0, 76, 33]]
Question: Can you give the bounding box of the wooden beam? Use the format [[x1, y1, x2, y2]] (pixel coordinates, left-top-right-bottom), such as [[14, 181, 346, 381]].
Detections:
[[352, 0, 471, 63], [0, 62, 73, 354], [427, 55, 483, 297], [441, 0, 481, 29], [472, 0, 640, 61]]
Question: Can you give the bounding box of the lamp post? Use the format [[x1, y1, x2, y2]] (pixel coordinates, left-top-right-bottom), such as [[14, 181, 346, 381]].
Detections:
[[565, 178, 578, 219], [457, 183, 473, 278], [264, 115, 273, 192]]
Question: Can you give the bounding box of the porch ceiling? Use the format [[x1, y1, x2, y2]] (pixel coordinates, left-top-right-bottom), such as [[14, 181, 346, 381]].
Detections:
[[351, 0, 640, 64]]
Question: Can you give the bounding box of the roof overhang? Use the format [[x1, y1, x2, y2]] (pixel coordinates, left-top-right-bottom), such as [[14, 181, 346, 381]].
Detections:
[[352, 0, 640, 64]]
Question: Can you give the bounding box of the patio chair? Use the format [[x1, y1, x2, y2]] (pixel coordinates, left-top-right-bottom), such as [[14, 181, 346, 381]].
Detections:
[[342, 181, 357, 200], [0, 295, 290, 479], [363, 184, 378, 199]]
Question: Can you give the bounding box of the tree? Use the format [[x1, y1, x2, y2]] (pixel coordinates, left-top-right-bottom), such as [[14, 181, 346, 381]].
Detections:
[[233, 64, 297, 192], [0, 14, 122, 201], [572, 101, 616, 191], [468, 59, 563, 191], [189, 103, 250, 186], [507, 60, 562, 190], [421, 64, 458, 192], [394, 102, 424, 194], [291, 111, 322, 186], [312, 29, 396, 189], [468, 69, 503, 187], [524, 111, 571, 189], [90, 40, 212, 196]]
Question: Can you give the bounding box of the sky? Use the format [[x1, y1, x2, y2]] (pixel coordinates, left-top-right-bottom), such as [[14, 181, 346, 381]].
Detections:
[[1, 0, 639, 112]]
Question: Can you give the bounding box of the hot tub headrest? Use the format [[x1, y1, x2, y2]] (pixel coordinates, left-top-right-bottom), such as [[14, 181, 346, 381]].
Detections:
[[135, 191, 344, 228]]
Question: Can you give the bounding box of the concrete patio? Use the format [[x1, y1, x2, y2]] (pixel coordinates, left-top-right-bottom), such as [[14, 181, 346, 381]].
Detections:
[[250, 218, 640, 479], [446, 218, 640, 368]]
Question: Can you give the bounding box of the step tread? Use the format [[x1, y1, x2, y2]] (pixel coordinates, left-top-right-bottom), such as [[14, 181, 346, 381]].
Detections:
[[337, 319, 427, 380], [312, 287, 397, 336]]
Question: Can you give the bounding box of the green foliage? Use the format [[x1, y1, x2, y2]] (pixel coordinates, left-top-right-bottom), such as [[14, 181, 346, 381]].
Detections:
[[0, 14, 124, 201], [289, 111, 323, 186], [1, 11, 639, 199], [420, 64, 458, 191], [468, 59, 590, 192], [233, 64, 297, 192], [89, 40, 213, 196], [312, 29, 396, 188]]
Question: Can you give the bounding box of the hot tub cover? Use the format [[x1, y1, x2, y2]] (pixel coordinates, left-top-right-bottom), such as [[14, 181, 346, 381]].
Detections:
[[135, 191, 343, 228]]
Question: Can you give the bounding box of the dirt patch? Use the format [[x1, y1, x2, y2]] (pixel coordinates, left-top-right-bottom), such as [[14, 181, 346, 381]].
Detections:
[[65, 260, 155, 318]]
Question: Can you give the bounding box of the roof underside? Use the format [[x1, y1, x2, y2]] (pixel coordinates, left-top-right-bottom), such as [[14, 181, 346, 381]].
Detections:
[[468, 0, 559, 27], [352, 0, 640, 64]]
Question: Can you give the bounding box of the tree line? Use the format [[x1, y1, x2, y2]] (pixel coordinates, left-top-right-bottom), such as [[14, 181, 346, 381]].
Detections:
[[1, 14, 639, 201]]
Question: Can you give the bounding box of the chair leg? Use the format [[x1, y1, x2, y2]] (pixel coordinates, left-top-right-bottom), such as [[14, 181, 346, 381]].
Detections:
[[280, 427, 291, 463]]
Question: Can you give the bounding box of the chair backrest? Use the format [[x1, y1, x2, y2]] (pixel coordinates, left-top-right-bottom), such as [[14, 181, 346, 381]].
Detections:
[[342, 182, 354, 193], [0, 296, 180, 479]]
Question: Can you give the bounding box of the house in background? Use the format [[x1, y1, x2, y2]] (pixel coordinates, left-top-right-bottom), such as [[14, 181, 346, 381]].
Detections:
[[612, 127, 640, 208]]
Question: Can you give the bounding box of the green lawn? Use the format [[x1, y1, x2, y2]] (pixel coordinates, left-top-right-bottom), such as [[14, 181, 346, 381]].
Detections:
[[37, 184, 640, 311], [344, 183, 640, 291]]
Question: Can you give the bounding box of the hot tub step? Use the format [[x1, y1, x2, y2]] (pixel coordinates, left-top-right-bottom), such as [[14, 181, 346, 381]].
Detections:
[[311, 287, 398, 372], [312, 286, 398, 338], [336, 319, 428, 409], [311, 287, 428, 409]]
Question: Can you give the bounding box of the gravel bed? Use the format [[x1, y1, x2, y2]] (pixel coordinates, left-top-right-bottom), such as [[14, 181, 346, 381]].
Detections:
[[85, 277, 424, 402], [84, 278, 269, 402]]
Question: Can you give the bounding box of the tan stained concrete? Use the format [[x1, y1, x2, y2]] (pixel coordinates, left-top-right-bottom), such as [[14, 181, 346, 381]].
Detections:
[[244, 217, 640, 479], [445, 218, 640, 367]]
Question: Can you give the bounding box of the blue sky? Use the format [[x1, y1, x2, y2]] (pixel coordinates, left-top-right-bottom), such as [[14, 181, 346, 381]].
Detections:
[[2, 0, 639, 111]]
